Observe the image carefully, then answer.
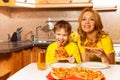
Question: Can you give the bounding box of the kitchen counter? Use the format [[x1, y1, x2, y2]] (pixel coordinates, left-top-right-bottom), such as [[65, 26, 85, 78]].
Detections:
[[0, 40, 51, 54], [0, 40, 33, 53]]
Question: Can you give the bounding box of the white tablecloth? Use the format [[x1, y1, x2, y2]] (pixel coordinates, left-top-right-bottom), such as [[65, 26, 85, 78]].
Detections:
[[7, 63, 120, 80]]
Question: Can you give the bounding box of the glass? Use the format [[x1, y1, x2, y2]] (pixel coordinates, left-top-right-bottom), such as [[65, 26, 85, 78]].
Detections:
[[37, 49, 46, 70]]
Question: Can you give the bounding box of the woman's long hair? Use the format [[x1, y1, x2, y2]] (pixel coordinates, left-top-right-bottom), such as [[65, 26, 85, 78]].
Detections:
[[78, 8, 108, 45]]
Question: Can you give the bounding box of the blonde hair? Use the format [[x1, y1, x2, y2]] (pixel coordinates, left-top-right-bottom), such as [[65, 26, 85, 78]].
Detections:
[[78, 8, 108, 45]]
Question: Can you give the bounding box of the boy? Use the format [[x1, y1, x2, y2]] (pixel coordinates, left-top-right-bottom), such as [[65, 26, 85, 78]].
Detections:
[[46, 20, 81, 64]]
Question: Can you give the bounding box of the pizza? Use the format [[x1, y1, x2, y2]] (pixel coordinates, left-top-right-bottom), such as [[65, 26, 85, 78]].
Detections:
[[54, 47, 69, 60], [84, 40, 99, 50], [75, 68, 105, 80], [50, 67, 72, 79], [48, 67, 105, 80]]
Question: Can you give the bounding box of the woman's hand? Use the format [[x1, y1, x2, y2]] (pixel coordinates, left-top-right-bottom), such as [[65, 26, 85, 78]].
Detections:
[[85, 48, 110, 64], [89, 48, 106, 58], [85, 48, 105, 58]]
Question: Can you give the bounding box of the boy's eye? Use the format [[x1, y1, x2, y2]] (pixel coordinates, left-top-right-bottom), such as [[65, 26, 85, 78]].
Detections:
[[56, 33, 60, 36], [63, 34, 68, 36]]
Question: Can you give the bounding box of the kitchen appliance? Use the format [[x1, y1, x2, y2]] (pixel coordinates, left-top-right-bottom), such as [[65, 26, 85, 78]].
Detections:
[[11, 27, 22, 42], [113, 44, 120, 64]]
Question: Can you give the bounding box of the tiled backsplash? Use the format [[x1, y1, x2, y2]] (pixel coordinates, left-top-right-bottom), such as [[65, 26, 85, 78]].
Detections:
[[0, 6, 120, 41]]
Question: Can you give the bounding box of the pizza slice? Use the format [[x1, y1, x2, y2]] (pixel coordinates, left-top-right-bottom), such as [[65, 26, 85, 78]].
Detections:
[[84, 40, 99, 50], [54, 47, 69, 60]]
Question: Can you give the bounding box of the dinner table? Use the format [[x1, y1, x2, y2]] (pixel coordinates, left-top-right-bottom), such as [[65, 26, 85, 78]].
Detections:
[[7, 62, 120, 80]]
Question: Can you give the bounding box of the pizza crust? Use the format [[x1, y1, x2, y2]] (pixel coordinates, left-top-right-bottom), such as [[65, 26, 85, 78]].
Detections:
[[84, 46, 100, 50], [50, 71, 59, 79]]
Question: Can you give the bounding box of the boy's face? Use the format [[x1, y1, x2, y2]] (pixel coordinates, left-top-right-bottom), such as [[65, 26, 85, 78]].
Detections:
[[54, 28, 69, 47]]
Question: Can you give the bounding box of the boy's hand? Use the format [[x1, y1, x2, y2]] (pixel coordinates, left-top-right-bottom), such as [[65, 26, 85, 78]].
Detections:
[[67, 56, 75, 63]]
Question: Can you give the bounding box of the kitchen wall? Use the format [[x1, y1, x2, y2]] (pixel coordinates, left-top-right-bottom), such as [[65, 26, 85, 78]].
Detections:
[[0, 2, 120, 43]]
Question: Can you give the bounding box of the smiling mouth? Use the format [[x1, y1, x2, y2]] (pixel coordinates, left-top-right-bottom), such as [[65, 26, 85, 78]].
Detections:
[[84, 25, 91, 28], [58, 40, 64, 44], [58, 40, 66, 47]]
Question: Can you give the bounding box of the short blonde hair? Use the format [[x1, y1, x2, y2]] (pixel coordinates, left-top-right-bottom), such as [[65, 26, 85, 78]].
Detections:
[[54, 20, 72, 35]]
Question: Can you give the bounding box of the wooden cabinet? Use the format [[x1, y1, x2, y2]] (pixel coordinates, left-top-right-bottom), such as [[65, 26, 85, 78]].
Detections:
[[31, 46, 47, 63], [11, 51, 23, 74], [0, 0, 92, 8], [31, 47, 39, 62], [0, 46, 46, 79], [31, 47, 46, 62], [0, 0, 15, 6], [0, 48, 32, 79], [16, 0, 71, 4], [10, 47, 41, 75], [15, 0, 92, 8], [11, 48, 34, 75], [36, 0, 70, 3], [22, 48, 32, 67], [0, 53, 11, 80]]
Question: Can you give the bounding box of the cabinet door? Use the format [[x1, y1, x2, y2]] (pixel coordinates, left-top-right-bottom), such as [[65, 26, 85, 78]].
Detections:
[[35, 0, 70, 3], [31, 47, 39, 62], [0, 53, 11, 79], [31, 47, 46, 62], [46, 0, 70, 3], [0, 0, 15, 6], [22, 49, 32, 67], [11, 51, 23, 74]]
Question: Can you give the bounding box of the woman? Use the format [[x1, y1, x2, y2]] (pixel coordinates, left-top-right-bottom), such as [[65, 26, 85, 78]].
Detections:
[[77, 8, 115, 64]]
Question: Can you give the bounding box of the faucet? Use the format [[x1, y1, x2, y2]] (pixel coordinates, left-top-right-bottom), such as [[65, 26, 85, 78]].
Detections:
[[24, 31, 34, 41], [35, 26, 42, 41]]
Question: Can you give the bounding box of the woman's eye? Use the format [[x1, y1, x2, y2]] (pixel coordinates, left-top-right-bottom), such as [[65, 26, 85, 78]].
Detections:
[[82, 18, 86, 21], [90, 18, 94, 21]]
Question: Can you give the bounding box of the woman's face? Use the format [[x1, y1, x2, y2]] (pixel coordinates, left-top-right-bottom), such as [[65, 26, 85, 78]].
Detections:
[[81, 11, 95, 33], [54, 28, 69, 46]]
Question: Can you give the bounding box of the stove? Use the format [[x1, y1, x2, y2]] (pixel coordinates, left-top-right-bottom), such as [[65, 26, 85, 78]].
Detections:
[[113, 44, 120, 63]]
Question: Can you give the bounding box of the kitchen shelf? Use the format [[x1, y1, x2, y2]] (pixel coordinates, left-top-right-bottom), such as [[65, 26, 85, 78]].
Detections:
[[15, 2, 93, 8], [93, 7, 118, 11]]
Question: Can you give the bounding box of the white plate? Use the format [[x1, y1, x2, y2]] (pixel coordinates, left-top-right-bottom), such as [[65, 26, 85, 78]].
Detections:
[[50, 62, 76, 68], [79, 62, 110, 70]]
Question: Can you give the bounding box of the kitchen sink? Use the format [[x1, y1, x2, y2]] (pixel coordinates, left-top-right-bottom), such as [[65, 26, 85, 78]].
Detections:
[[33, 39, 55, 48], [34, 39, 55, 44]]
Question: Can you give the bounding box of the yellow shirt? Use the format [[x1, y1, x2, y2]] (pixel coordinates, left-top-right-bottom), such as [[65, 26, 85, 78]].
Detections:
[[77, 35, 115, 61], [46, 41, 81, 64]]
